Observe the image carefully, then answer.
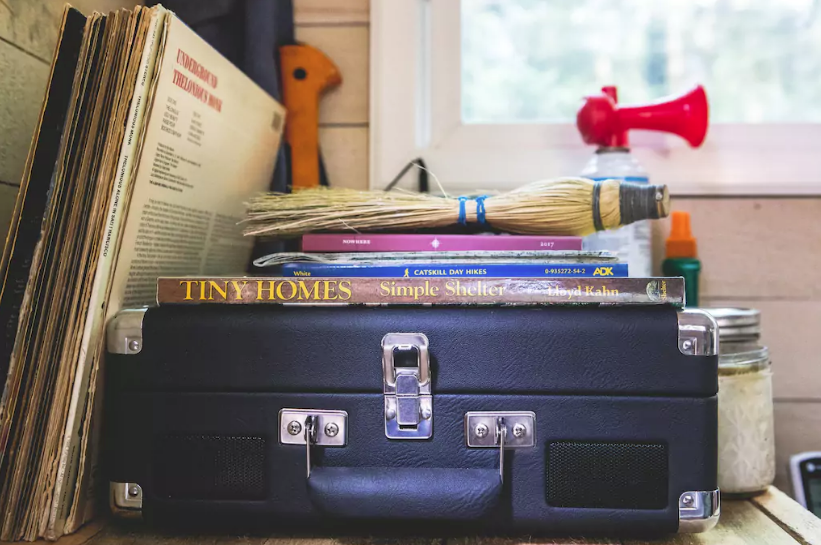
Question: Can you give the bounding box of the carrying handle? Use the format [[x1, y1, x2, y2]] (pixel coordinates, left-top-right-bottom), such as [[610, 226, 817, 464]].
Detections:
[[307, 466, 502, 519], [304, 417, 508, 519]]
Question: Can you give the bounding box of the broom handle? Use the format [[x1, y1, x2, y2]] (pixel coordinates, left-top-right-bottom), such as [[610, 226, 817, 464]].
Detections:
[[619, 183, 670, 225]]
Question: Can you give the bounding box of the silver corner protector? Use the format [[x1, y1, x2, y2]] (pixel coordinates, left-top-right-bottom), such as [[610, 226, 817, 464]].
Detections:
[[677, 309, 719, 356], [678, 489, 720, 533], [106, 308, 148, 355], [110, 482, 143, 519]]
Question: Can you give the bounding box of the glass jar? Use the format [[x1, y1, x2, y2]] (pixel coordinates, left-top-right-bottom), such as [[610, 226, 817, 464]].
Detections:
[[706, 308, 775, 496]]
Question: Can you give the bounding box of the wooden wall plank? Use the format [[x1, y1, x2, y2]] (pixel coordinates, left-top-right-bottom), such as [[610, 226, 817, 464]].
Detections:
[[0, 39, 48, 185], [773, 403, 821, 495], [320, 127, 369, 189], [69, 0, 142, 16], [294, 0, 370, 25], [651, 198, 821, 299], [0, 0, 64, 61], [0, 0, 135, 62], [651, 200, 821, 502], [697, 298, 821, 401], [295, 26, 369, 125]]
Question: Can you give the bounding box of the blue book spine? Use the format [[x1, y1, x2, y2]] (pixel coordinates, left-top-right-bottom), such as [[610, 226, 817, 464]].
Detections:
[[281, 263, 628, 278]]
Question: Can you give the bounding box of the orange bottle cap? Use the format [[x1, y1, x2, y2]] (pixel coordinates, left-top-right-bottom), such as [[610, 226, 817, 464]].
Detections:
[[665, 210, 697, 258]]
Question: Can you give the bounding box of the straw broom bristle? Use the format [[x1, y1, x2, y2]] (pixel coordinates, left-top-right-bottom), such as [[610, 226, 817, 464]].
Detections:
[[243, 177, 669, 238], [484, 178, 621, 235]]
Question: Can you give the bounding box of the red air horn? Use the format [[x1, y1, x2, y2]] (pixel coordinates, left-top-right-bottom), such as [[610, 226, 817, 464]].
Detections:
[[577, 85, 709, 148]]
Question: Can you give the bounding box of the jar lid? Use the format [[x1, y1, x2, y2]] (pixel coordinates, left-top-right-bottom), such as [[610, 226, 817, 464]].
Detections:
[[703, 308, 760, 339], [718, 346, 770, 373]]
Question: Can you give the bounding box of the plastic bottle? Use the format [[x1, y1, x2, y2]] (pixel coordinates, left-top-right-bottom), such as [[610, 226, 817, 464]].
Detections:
[[662, 211, 701, 307], [580, 116, 652, 275]]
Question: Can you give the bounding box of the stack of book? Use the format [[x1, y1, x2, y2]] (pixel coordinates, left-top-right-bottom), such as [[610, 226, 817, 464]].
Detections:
[[274, 233, 627, 279], [160, 233, 683, 307]]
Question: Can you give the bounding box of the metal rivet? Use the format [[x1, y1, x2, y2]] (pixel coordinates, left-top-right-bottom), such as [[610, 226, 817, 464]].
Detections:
[[682, 339, 693, 351], [421, 407, 432, 420], [512, 423, 527, 438], [287, 421, 302, 435], [128, 339, 141, 352], [324, 422, 339, 437], [128, 485, 140, 497], [475, 423, 489, 438], [386, 407, 396, 420], [681, 493, 694, 506]]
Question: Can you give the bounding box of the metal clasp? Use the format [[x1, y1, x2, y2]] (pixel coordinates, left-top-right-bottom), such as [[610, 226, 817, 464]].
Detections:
[[279, 408, 348, 478], [465, 412, 536, 449], [382, 333, 432, 439], [464, 412, 536, 484]]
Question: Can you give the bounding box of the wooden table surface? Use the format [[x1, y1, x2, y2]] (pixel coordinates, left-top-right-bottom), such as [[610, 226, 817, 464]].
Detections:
[[44, 487, 821, 545]]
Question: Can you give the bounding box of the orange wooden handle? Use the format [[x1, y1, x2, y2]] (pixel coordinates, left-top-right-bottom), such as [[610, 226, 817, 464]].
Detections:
[[280, 44, 342, 189]]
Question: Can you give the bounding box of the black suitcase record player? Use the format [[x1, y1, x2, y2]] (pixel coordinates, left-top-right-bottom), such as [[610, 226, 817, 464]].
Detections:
[[104, 304, 719, 536]]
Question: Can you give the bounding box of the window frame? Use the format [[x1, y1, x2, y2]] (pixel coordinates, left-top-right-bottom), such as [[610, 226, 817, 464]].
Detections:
[[370, 0, 821, 195]]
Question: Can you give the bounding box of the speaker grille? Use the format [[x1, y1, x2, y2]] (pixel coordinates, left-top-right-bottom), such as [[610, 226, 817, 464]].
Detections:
[[153, 435, 266, 500], [547, 441, 668, 509]]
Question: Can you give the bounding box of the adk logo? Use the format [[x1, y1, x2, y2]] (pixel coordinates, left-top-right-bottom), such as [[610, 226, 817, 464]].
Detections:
[[593, 267, 614, 276]]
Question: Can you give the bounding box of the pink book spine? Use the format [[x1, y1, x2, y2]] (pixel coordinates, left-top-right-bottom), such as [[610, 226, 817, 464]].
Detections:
[[300, 234, 583, 252]]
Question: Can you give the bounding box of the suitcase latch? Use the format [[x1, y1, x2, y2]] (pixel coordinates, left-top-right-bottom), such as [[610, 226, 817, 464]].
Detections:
[[279, 409, 348, 478], [382, 333, 432, 440], [464, 412, 536, 483]]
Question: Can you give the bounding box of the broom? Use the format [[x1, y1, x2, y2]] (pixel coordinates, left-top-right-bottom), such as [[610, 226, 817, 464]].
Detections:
[[242, 177, 670, 238]]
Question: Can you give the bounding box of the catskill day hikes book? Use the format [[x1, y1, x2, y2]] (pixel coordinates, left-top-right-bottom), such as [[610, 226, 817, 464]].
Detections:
[[0, 6, 285, 541], [280, 262, 628, 278], [300, 234, 583, 252], [157, 277, 684, 306]]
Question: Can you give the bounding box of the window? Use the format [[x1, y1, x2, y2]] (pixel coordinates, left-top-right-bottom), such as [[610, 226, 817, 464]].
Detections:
[[372, 0, 821, 194], [462, 0, 821, 124]]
